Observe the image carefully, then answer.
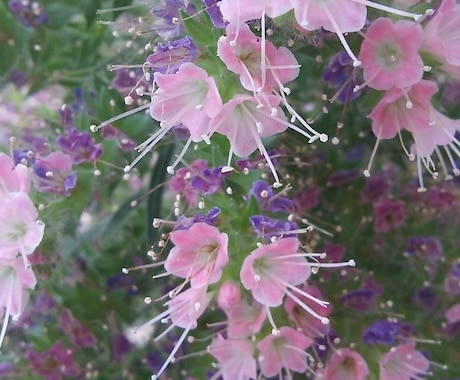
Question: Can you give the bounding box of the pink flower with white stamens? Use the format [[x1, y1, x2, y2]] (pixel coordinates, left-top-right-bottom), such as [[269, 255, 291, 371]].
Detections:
[[379, 342, 430, 380], [217, 23, 299, 94], [423, 0, 460, 67], [165, 222, 229, 289], [218, 0, 292, 24], [150, 62, 223, 142], [0, 256, 37, 348], [322, 348, 369, 380], [257, 326, 313, 378], [358, 18, 424, 90], [0, 192, 45, 267], [240, 238, 311, 307], [225, 299, 266, 339], [208, 334, 257, 380]]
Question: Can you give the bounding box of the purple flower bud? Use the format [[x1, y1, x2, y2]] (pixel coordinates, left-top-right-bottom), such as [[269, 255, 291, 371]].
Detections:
[[327, 169, 359, 187], [176, 207, 221, 230], [362, 319, 410, 345], [147, 37, 197, 74], [59, 309, 97, 348], [373, 198, 406, 233], [190, 167, 227, 195], [406, 236, 443, 262], [249, 180, 296, 213], [322, 51, 362, 103], [360, 175, 390, 204], [57, 128, 103, 163], [9, 0, 48, 27], [249, 215, 298, 240]]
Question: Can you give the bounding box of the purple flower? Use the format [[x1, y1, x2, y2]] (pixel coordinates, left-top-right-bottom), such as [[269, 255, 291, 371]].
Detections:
[[33, 152, 77, 195], [150, 0, 195, 39], [445, 259, 460, 295], [176, 207, 221, 229], [249, 180, 296, 213], [28, 341, 82, 380], [327, 169, 359, 187], [58, 309, 97, 348], [412, 287, 437, 310], [341, 279, 383, 312], [203, 0, 227, 28], [406, 236, 443, 262], [363, 319, 410, 345], [100, 125, 136, 151], [249, 215, 298, 240], [57, 128, 103, 164], [322, 51, 362, 103], [9, 0, 48, 27], [373, 198, 406, 233], [190, 166, 227, 195], [360, 175, 390, 203], [295, 186, 320, 211], [112, 333, 132, 363], [147, 37, 197, 74]]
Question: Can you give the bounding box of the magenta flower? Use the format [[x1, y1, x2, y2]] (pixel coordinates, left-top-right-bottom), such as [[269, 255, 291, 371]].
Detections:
[[322, 348, 369, 380], [27, 341, 82, 380], [257, 326, 313, 378], [373, 198, 406, 233], [358, 18, 424, 90], [423, 0, 460, 67], [240, 238, 311, 307], [208, 334, 257, 380], [379, 342, 430, 380], [33, 151, 77, 195], [0, 256, 37, 348], [0, 153, 31, 196], [58, 309, 97, 348], [165, 222, 229, 288], [0, 192, 45, 266]]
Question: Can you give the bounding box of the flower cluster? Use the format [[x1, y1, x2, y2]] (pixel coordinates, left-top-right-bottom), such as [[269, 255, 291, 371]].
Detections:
[[1, 0, 460, 379]]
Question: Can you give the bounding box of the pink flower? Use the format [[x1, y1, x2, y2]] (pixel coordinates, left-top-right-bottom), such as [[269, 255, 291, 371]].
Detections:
[[240, 238, 311, 307], [0, 192, 45, 267], [322, 349, 369, 380], [217, 280, 241, 309], [208, 334, 257, 380], [0, 153, 30, 196], [165, 222, 229, 288], [0, 256, 37, 348], [422, 0, 460, 66], [358, 18, 424, 90], [445, 303, 460, 323], [217, 23, 299, 93], [218, 0, 292, 24], [379, 342, 430, 380], [257, 326, 313, 378], [373, 198, 406, 233], [284, 283, 332, 338], [225, 299, 266, 338], [150, 62, 222, 142]]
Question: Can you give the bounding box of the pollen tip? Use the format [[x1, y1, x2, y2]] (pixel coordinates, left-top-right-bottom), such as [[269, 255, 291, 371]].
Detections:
[[319, 133, 328, 142], [348, 259, 356, 267], [123, 165, 131, 173], [363, 169, 371, 177], [273, 182, 282, 188], [167, 166, 175, 175], [352, 60, 362, 67], [89, 124, 98, 133], [417, 186, 427, 193], [221, 166, 234, 173]]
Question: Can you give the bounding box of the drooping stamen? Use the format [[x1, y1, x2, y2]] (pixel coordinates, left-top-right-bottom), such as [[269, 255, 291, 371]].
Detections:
[[90, 103, 150, 132], [351, 0, 429, 21]]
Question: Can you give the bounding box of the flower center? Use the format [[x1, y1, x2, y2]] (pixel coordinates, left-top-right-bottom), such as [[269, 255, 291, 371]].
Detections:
[[376, 41, 403, 70]]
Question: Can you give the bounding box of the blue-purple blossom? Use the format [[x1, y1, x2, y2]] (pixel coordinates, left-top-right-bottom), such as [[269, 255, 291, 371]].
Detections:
[[203, 0, 227, 28], [362, 319, 410, 345], [249, 180, 296, 213], [150, 0, 195, 39], [249, 215, 298, 240], [190, 167, 227, 195], [322, 51, 362, 103], [147, 37, 197, 74], [100, 125, 136, 152], [33, 152, 77, 195], [176, 207, 221, 230], [57, 128, 103, 164], [9, 0, 48, 27], [406, 236, 443, 262]]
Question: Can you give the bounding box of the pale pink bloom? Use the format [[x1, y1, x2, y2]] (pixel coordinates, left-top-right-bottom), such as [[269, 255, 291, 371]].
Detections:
[[217, 281, 241, 309], [379, 342, 430, 380], [365, 80, 438, 177], [217, 23, 299, 93], [284, 283, 332, 338], [218, 0, 292, 24], [165, 222, 229, 288], [0, 153, 30, 196], [358, 18, 424, 90], [225, 299, 266, 338], [149, 62, 222, 142], [422, 0, 460, 66], [144, 287, 213, 380], [208, 334, 257, 380], [257, 326, 313, 378], [0, 256, 37, 348], [211, 92, 326, 185], [0, 192, 45, 267], [322, 349, 369, 380], [240, 238, 311, 307]]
